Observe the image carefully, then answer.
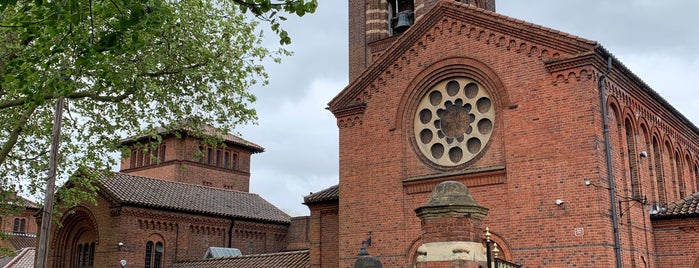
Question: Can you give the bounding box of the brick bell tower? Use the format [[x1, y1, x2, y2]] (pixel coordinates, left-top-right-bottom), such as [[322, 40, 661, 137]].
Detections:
[[348, 0, 495, 80]]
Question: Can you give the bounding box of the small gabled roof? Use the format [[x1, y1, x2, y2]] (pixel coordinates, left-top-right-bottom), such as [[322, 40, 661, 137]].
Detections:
[[303, 185, 339, 204], [652, 192, 699, 219], [170, 250, 309, 268], [329, 0, 596, 112], [94, 171, 290, 223], [203, 247, 242, 259]]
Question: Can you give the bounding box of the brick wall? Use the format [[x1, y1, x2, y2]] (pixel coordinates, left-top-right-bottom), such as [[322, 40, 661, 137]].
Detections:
[[328, 1, 699, 267], [44, 192, 290, 267], [120, 136, 254, 192], [307, 202, 339, 268], [652, 218, 699, 267]]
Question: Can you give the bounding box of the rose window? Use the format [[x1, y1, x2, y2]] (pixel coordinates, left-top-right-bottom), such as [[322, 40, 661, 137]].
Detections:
[[413, 77, 495, 167]]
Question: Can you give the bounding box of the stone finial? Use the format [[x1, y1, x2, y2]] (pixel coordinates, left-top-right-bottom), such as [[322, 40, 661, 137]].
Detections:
[[415, 181, 489, 220], [354, 253, 383, 268]]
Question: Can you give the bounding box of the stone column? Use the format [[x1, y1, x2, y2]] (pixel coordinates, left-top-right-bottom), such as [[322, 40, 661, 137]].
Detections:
[[414, 181, 489, 268]]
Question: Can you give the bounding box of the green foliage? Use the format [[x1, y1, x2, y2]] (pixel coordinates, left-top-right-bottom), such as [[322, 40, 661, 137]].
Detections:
[[0, 0, 315, 210]]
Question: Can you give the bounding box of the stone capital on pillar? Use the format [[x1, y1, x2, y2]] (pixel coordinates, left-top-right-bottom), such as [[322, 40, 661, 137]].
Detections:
[[414, 181, 489, 268]]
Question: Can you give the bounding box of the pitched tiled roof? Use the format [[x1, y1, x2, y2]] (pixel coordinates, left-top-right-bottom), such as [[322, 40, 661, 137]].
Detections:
[[303, 185, 339, 204], [652, 192, 699, 219], [95, 171, 290, 223], [2, 234, 36, 250], [1, 247, 35, 268], [169, 250, 309, 268], [17, 197, 38, 210]]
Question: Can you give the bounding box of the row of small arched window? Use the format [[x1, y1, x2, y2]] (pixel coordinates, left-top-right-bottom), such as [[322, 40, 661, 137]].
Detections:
[[130, 144, 167, 168], [199, 146, 238, 170]]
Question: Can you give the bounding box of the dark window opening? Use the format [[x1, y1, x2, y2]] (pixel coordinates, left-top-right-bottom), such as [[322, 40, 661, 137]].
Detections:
[[388, 0, 414, 35], [159, 144, 166, 162], [145, 241, 164, 268]]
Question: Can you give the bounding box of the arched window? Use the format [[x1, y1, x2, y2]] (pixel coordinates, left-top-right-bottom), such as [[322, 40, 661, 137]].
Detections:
[[130, 149, 137, 168], [159, 144, 166, 162], [207, 148, 213, 165], [216, 149, 222, 166], [232, 154, 238, 170], [652, 137, 667, 205], [676, 151, 685, 198], [12, 218, 25, 233], [224, 151, 230, 167], [625, 119, 641, 199], [145, 241, 164, 268]]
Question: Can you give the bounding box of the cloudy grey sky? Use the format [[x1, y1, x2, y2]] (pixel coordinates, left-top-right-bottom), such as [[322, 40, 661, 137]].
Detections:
[[239, 1, 699, 216]]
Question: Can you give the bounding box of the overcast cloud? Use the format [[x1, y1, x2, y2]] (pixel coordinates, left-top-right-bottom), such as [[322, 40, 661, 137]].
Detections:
[[239, 1, 699, 216]]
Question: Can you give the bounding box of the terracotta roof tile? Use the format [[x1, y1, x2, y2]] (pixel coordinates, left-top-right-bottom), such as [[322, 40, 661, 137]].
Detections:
[[303, 185, 338, 204], [652, 192, 699, 219], [170, 250, 309, 268], [3, 234, 36, 250], [1, 247, 35, 268], [95, 171, 290, 223]]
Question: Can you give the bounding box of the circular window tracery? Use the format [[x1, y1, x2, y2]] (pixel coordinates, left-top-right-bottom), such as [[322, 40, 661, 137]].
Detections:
[[413, 77, 495, 167]]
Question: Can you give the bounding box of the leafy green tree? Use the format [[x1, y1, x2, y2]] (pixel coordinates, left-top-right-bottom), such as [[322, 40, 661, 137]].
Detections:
[[0, 0, 316, 206]]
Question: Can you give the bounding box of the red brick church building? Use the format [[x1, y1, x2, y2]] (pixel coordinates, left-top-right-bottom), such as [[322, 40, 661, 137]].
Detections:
[[305, 0, 699, 267], [42, 126, 310, 268]]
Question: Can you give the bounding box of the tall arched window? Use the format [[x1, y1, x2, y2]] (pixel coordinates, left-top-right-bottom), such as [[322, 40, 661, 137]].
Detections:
[[653, 137, 667, 205], [695, 163, 699, 193], [145, 241, 164, 268], [676, 151, 685, 198], [159, 144, 166, 162], [207, 148, 213, 165], [625, 119, 641, 199]]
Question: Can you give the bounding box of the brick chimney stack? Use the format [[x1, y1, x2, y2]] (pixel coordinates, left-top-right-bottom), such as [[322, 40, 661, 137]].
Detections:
[[414, 181, 489, 268]]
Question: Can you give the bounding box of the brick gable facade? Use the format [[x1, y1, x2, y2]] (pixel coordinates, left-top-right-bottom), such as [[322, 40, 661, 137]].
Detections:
[[310, 0, 699, 267]]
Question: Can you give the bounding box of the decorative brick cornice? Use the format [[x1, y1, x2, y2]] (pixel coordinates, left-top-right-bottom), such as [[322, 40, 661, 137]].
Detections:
[[403, 166, 506, 194], [119, 206, 228, 226], [329, 1, 596, 113]]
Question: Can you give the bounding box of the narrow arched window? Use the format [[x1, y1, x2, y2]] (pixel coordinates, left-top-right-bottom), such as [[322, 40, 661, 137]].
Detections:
[[145, 240, 164, 268], [207, 148, 213, 165], [216, 149, 222, 166], [625, 119, 641, 199], [224, 151, 230, 167], [131, 149, 137, 168], [154, 242, 163, 268], [676, 151, 685, 198], [89, 243, 95, 266], [232, 154, 238, 170], [19, 218, 25, 233], [653, 137, 667, 205], [145, 241, 153, 268], [12, 218, 19, 233], [77, 244, 84, 267], [159, 144, 166, 162]]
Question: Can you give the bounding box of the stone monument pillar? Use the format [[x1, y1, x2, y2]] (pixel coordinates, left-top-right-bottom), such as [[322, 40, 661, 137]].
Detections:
[[414, 181, 489, 268]]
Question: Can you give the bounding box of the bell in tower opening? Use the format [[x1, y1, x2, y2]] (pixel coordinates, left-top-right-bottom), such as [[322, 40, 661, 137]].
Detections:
[[389, 0, 414, 35]]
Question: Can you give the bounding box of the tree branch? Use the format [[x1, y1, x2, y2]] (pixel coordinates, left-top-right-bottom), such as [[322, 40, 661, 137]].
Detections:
[[0, 104, 37, 166]]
